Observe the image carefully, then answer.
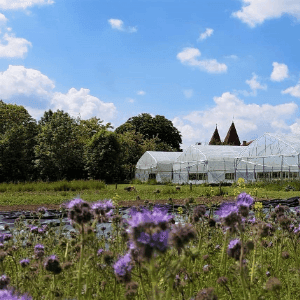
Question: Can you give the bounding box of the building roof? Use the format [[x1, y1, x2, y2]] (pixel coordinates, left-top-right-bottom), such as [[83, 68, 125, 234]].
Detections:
[[223, 122, 241, 146], [209, 125, 222, 145]]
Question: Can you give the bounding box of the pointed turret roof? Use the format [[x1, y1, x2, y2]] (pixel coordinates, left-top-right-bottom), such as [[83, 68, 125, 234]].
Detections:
[[209, 125, 222, 145], [223, 122, 240, 146]]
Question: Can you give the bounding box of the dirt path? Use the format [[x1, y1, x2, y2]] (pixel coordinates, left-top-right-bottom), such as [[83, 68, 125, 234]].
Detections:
[[0, 196, 270, 212]]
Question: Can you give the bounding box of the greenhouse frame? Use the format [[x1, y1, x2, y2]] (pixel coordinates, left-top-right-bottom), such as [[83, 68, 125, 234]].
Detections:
[[135, 133, 300, 184]]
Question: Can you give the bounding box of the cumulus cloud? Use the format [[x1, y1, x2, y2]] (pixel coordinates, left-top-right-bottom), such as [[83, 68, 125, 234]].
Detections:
[[0, 33, 32, 58], [174, 92, 297, 146], [177, 47, 227, 73], [0, 0, 54, 10], [245, 73, 267, 95], [183, 89, 193, 99], [225, 54, 238, 59], [198, 28, 213, 41], [282, 81, 300, 98], [0, 65, 55, 99], [137, 90, 145, 95], [50, 88, 117, 121], [127, 98, 135, 103], [108, 19, 137, 33], [232, 0, 300, 27], [270, 62, 289, 81]]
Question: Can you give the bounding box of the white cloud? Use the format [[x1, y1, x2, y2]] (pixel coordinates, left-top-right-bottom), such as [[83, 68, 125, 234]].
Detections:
[[0, 13, 7, 25], [225, 54, 238, 59], [198, 28, 213, 41], [6, 27, 12, 32], [174, 92, 297, 146], [108, 19, 137, 33], [127, 98, 135, 103], [270, 62, 289, 81], [183, 89, 193, 99], [0, 0, 54, 10], [0, 33, 32, 58], [137, 90, 145, 95], [177, 47, 227, 74], [51, 88, 117, 121], [290, 118, 300, 134], [0, 65, 55, 99], [282, 81, 300, 98], [232, 0, 300, 27], [245, 73, 267, 95]]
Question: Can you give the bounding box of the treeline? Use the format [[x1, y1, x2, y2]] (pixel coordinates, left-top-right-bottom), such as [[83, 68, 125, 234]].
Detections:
[[0, 100, 182, 184]]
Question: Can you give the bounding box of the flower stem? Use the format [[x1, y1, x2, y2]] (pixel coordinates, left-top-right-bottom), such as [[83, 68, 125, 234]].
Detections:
[[77, 224, 85, 300]]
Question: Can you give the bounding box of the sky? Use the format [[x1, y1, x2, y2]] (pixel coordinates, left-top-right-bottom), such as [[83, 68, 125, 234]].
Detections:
[[0, 0, 300, 149]]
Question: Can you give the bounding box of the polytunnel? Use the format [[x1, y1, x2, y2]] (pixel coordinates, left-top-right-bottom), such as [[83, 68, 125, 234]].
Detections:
[[135, 151, 182, 183], [236, 133, 300, 182], [173, 145, 246, 184]]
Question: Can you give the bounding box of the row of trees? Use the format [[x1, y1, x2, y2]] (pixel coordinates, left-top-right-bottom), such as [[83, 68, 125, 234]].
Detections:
[[0, 100, 182, 183]]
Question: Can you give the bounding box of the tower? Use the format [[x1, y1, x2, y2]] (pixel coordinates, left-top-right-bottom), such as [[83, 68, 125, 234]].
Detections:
[[223, 122, 240, 146], [209, 124, 222, 145]]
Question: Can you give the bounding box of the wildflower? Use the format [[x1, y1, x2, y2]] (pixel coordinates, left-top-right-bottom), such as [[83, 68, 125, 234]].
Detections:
[[91, 199, 115, 223], [258, 222, 275, 238], [34, 244, 45, 259], [0, 251, 7, 263], [19, 259, 30, 268], [275, 205, 285, 217], [44, 255, 62, 275], [97, 249, 104, 256], [0, 274, 10, 289], [113, 252, 133, 283], [236, 192, 253, 217], [37, 207, 47, 215], [0, 287, 33, 299], [215, 202, 240, 227], [195, 287, 218, 300], [227, 239, 242, 260], [169, 223, 197, 255], [266, 271, 271, 277], [265, 277, 281, 292], [192, 205, 206, 222], [278, 216, 291, 230]]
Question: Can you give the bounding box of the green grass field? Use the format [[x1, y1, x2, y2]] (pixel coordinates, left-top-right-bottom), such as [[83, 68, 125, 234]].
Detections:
[[0, 178, 299, 207]]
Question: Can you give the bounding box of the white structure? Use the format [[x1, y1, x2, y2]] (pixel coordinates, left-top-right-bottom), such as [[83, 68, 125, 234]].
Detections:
[[135, 133, 300, 184], [173, 145, 246, 184], [236, 133, 300, 182], [135, 151, 182, 183]]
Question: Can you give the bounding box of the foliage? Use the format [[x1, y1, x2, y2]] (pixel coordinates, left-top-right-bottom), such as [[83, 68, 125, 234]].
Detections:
[[83, 129, 121, 183], [115, 113, 182, 151]]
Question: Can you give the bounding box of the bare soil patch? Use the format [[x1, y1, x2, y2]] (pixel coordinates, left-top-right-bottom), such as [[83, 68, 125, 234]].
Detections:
[[0, 196, 270, 212]]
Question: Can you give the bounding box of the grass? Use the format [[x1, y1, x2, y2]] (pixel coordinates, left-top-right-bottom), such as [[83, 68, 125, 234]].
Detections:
[[0, 192, 300, 299], [0, 178, 300, 207]]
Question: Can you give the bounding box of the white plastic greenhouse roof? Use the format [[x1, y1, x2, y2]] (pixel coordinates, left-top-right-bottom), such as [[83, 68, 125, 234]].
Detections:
[[146, 151, 182, 163], [238, 133, 300, 157], [177, 145, 246, 162]]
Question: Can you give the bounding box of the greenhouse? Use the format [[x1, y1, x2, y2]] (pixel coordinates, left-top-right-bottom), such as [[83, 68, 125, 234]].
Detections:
[[135, 151, 182, 183], [172, 145, 246, 184], [235, 133, 300, 182]]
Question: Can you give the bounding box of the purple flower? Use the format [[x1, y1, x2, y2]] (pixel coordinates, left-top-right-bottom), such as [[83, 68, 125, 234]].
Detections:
[[236, 192, 254, 208], [227, 239, 242, 260], [19, 259, 30, 268], [44, 255, 62, 274], [0, 287, 33, 299], [228, 239, 240, 250], [113, 252, 133, 277], [62, 198, 85, 210], [97, 249, 104, 256], [0, 274, 10, 289], [215, 202, 238, 219]]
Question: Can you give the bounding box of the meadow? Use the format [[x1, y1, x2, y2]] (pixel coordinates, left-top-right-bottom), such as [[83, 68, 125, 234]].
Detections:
[[0, 179, 299, 299]]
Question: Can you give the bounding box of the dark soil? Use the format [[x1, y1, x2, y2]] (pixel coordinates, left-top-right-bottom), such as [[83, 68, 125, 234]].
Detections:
[[0, 196, 272, 213]]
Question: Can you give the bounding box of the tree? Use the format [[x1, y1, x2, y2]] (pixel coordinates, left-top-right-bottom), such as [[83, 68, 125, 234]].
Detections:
[[0, 100, 40, 183], [83, 129, 121, 183], [115, 113, 182, 151], [34, 110, 88, 182]]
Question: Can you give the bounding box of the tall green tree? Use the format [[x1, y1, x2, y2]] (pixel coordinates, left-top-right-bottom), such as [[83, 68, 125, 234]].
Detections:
[[115, 113, 182, 151], [83, 129, 121, 183], [0, 100, 40, 183], [33, 110, 88, 182]]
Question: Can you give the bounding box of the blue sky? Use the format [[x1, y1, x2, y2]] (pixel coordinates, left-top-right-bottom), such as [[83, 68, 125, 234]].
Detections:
[[0, 0, 300, 149]]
